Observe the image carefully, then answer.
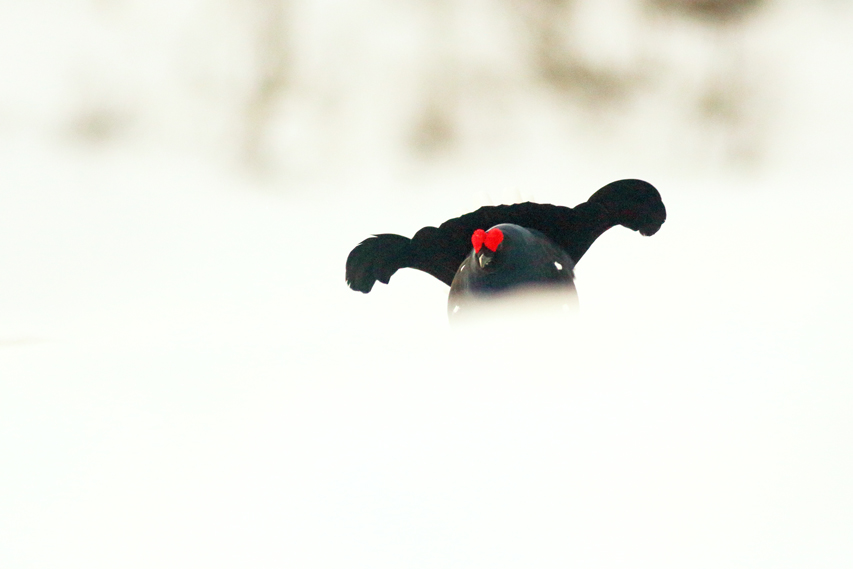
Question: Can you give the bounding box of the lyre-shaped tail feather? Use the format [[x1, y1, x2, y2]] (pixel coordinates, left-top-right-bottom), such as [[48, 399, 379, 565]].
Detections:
[[585, 179, 666, 237], [345, 234, 414, 293], [345, 179, 666, 293]]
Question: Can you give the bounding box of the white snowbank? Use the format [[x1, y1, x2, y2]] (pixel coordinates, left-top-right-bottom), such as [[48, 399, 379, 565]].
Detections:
[[1, 2, 852, 568]]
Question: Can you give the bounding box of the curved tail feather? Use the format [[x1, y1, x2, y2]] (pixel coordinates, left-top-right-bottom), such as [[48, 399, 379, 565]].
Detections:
[[345, 234, 414, 293], [585, 179, 666, 237], [345, 179, 666, 293]]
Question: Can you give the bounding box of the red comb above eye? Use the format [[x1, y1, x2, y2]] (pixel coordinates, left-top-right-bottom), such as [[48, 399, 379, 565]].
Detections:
[[471, 229, 486, 253], [484, 227, 503, 252], [472, 228, 503, 253]]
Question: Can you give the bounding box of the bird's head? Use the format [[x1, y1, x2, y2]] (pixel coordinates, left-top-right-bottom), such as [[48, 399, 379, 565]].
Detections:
[[471, 227, 504, 269]]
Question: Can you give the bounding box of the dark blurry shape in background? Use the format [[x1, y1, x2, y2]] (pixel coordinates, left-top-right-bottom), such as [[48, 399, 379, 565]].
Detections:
[[5, 0, 850, 183], [242, 0, 291, 169], [518, 0, 636, 104], [647, 0, 766, 24]]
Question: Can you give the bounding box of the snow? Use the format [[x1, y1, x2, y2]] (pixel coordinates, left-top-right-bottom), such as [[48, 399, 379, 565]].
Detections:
[[1, 2, 852, 568]]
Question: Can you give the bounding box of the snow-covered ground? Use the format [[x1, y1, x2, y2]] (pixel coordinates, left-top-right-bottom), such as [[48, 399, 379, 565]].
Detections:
[[2, 2, 852, 568]]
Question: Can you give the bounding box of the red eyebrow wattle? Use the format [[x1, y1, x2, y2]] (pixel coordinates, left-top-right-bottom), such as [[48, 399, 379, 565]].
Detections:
[[471, 229, 486, 252], [484, 228, 503, 252]]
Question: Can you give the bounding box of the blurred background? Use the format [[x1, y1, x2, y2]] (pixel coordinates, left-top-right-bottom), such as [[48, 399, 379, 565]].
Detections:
[[1, 1, 852, 567], [4, 0, 852, 184]]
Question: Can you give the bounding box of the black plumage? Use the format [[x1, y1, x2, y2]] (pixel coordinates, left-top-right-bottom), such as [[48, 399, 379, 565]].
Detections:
[[446, 223, 578, 319], [345, 179, 666, 298]]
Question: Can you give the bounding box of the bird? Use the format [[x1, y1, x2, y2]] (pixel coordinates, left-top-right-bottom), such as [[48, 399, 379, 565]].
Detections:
[[345, 179, 665, 319], [446, 223, 578, 320]]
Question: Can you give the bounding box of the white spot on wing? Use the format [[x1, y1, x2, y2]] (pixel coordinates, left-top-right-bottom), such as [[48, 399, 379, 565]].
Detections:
[[554, 261, 563, 270], [453, 306, 460, 313]]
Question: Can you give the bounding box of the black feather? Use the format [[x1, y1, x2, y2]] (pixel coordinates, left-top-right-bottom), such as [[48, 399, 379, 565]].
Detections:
[[344, 179, 666, 293], [345, 234, 414, 293]]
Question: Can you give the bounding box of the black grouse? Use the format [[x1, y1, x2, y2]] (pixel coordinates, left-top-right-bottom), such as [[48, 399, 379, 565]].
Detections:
[[446, 223, 579, 319], [345, 179, 666, 318]]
